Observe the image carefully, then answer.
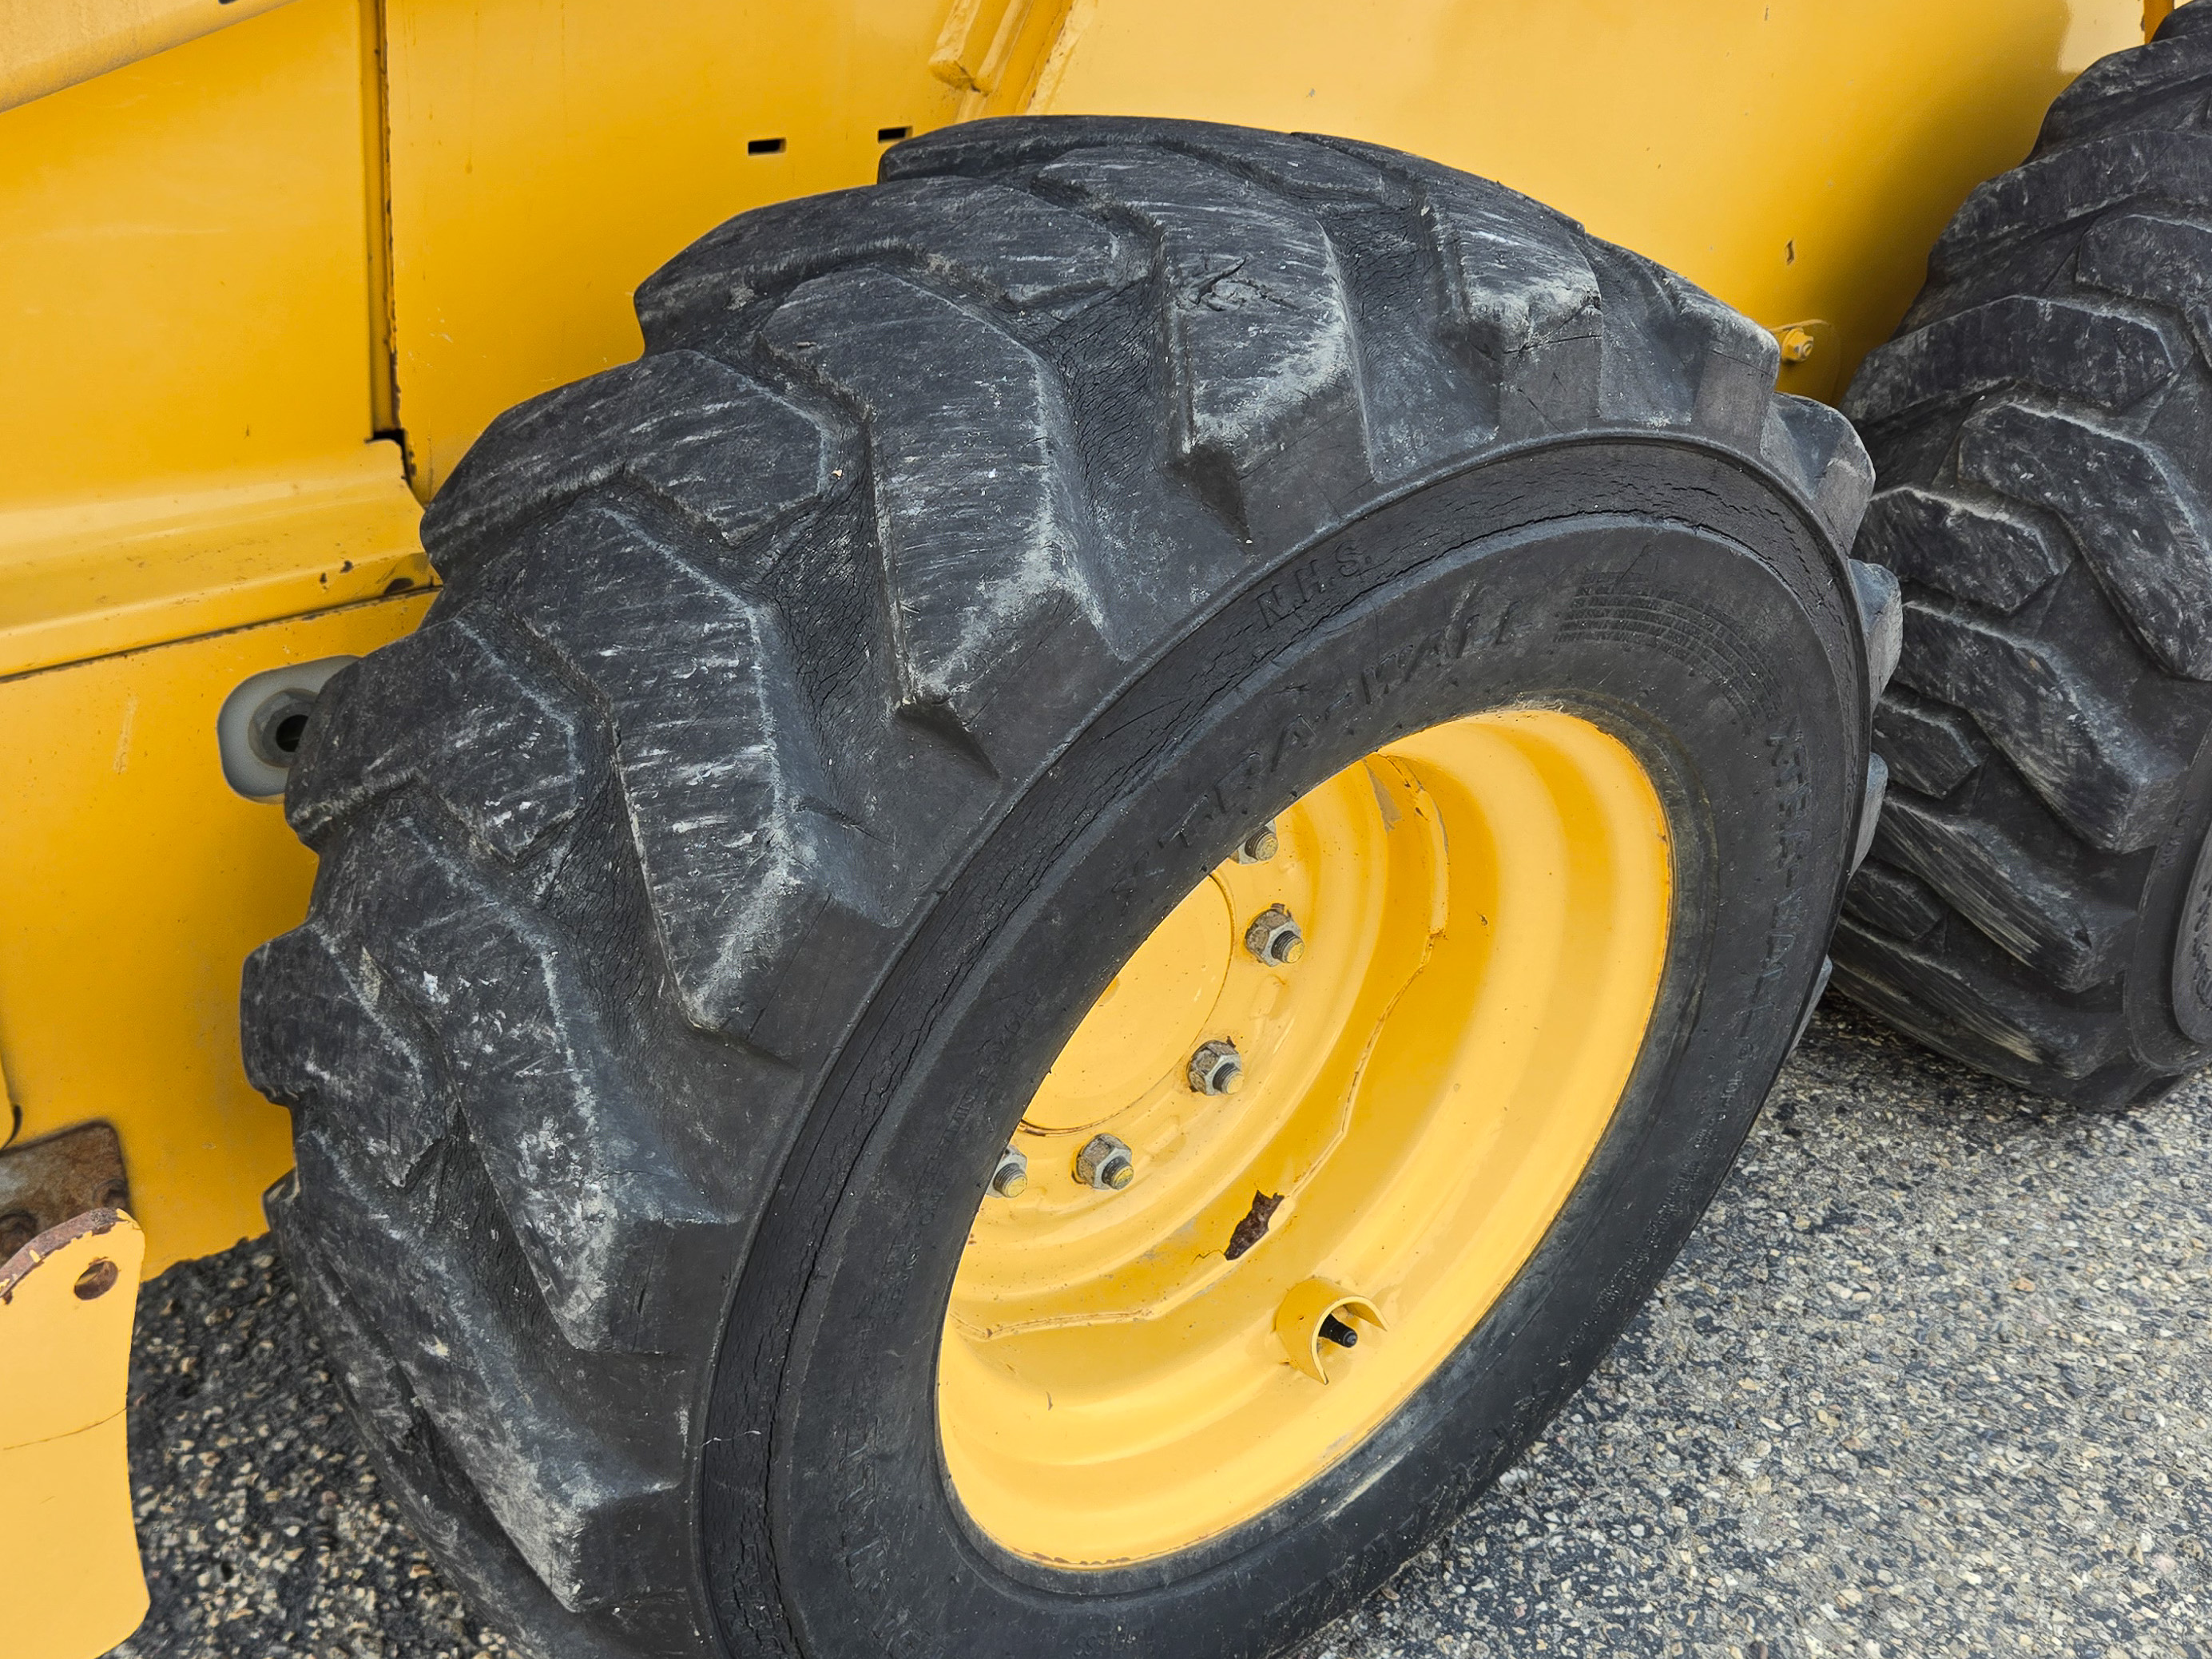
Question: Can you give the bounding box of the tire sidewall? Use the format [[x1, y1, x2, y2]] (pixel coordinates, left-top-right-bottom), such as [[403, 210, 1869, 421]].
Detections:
[[699, 439, 1864, 1658]]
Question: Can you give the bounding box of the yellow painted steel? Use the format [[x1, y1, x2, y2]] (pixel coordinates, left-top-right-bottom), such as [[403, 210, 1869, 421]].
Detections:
[[0, 0, 302, 114], [1036, 0, 2146, 395], [939, 710, 1673, 1564], [379, 0, 971, 494], [0, 596, 431, 1276], [0, 1211, 149, 1659]]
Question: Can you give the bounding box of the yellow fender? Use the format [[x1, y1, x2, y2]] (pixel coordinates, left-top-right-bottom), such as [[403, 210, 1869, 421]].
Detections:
[[0, 1210, 147, 1659]]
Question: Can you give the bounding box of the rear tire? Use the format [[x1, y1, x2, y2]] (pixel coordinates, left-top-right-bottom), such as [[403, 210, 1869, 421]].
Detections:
[[243, 117, 1888, 1658], [1833, 6, 2212, 1108]]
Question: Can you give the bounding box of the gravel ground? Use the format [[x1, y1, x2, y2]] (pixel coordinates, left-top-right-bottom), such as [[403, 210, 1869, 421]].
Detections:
[[111, 1001, 2211, 1659]]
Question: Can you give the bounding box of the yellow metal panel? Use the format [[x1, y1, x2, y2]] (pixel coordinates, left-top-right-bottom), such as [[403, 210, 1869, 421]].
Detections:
[[0, 596, 431, 1276], [0, 443, 429, 680], [381, 0, 966, 494], [0, 0, 378, 506], [0, 1211, 148, 1659], [1035, 0, 2146, 391], [0, 0, 300, 114]]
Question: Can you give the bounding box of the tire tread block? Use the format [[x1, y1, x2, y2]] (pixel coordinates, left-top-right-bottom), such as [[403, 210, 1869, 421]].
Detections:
[[288, 617, 586, 859], [1829, 919, 2128, 1083], [1872, 685, 1984, 798], [1931, 132, 2212, 280], [1958, 399, 2212, 680], [423, 351, 829, 577], [2080, 209, 2212, 362], [1841, 296, 2177, 427], [324, 813, 739, 1354], [1035, 145, 1365, 536], [1844, 859, 1949, 942], [1871, 791, 2134, 992], [243, 923, 454, 1186], [637, 176, 1122, 335], [285, 1130, 690, 1613], [1896, 595, 2187, 851], [1854, 484, 2067, 613], [502, 502, 884, 1042], [762, 264, 1127, 740]]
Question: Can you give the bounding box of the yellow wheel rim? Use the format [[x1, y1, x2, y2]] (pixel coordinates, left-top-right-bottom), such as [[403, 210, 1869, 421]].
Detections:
[[937, 708, 1673, 1566]]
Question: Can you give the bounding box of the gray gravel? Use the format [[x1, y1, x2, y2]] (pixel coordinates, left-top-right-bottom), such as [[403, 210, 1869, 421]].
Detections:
[[112, 1002, 2211, 1658]]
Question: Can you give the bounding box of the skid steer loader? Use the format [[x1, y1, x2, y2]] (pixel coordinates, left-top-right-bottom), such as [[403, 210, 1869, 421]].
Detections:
[[6, 2, 2207, 1655]]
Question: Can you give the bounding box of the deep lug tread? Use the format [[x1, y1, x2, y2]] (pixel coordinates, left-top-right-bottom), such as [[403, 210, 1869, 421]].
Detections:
[[1843, 858, 1949, 942], [1850, 559, 1903, 697], [761, 262, 1132, 744], [1031, 144, 1366, 543], [287, 1127, 690, 1612], [1895, 593, 2188, 852], [242, 922, 454, 1187], [1761, 396, 1879, 554], [2079, 210, 2212, 359], [1871, 685, 1984, 798], [1829, 919, 2131, 1089], [1870, 789, 2134, 991], [1929, 131, 2212, 281], [1853, 484, 2068, 612], [287, 616, 589, 859], [1841, 296, 2178, 427], [499, 500, 891, 1043], [1957, 399, 2212, 680], [634, 176, 1126, 339], [420, 351, 832, 579]]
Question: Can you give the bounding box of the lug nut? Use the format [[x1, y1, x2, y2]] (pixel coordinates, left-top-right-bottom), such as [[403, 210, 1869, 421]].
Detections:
[[990, 1145, 1029, 1199], [1074, 1133, 1135, 1191], [1235, 820, 1279, 863], [1244, 904, 1305, 966], [1188, 1039, 1245, 1096]]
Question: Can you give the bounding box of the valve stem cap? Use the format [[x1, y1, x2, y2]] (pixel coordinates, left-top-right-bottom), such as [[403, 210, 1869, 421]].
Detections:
[[1318, 1312, 1360, 1350]]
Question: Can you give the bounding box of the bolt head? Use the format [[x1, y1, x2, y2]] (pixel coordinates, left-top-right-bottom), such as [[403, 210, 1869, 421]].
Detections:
[[1074, 1134, 1136, 1192], [991, 1146, 1029, 1198], [1235, 821, 1280, 863], [1244, 905, 1305, 966], [1189, 1039, 1245, 1096]]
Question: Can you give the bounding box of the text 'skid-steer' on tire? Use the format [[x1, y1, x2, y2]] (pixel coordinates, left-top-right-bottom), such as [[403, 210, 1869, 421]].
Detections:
[[1834, 6, 2212, 1108], [241, 117, 1892, 1659]]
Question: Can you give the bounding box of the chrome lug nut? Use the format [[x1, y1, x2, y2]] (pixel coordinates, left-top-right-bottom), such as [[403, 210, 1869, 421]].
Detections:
[[990, 1145, 1029, 1199], [1074, 1133, 1136, 1192], [1235, 820, 1279, 863], [1188, 1039, 1245, 1096], [1244, 904, 1305, 966]]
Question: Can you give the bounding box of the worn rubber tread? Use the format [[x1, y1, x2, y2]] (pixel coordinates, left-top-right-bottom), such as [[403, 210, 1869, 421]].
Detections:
[[1841, 295, 2178, 428], [1839, 18, 2212, 1105], [1853, 483, 2068, 613], [244, 117, 1883, 1657]]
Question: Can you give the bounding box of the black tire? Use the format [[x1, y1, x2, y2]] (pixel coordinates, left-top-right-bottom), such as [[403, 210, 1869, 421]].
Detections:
[[242, 117, 1892, 1659], [1832, 6, 2212, 1109]]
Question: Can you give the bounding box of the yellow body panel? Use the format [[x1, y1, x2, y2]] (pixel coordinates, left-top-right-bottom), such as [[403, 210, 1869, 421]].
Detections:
[[1041, 0, 2144, 394], [381, 0, 968, 493], [0, 0, 300, 113], [0, 597, 431, 1275], [0, 1212, 148, 1659]]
